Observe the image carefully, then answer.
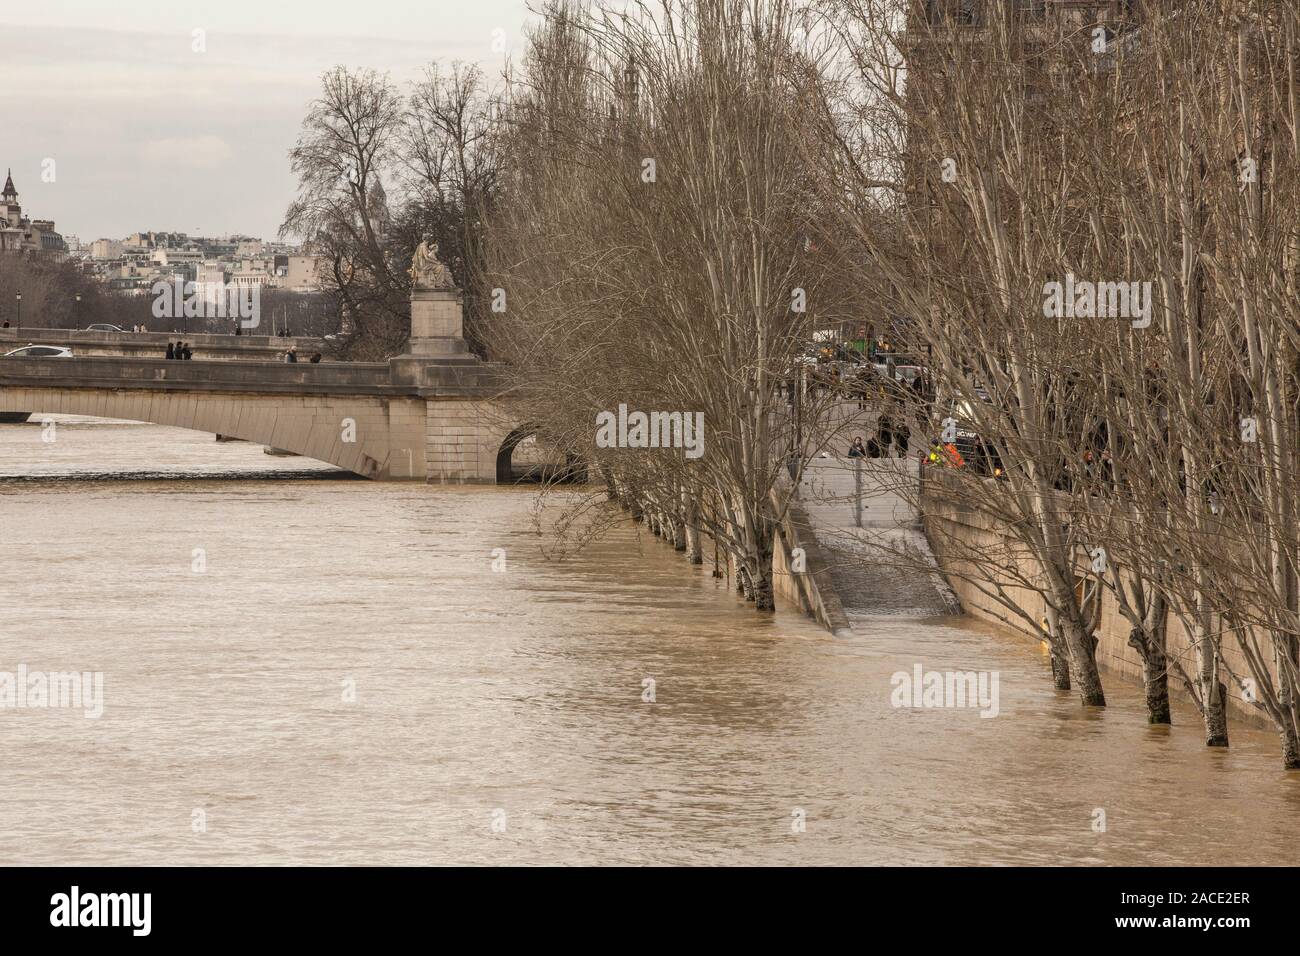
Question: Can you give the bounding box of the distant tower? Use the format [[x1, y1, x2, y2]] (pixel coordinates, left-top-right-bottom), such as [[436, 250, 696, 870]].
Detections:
[[623, 56, 639, 116], [2, 170, 18, 227]]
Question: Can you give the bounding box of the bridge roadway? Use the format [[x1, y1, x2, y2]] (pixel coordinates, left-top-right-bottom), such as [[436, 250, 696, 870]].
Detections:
[[0, 352, 524, 482]]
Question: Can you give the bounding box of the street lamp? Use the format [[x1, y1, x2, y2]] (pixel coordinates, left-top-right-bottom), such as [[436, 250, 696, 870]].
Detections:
[[75, 292, 81, 330], [14, 292, 20, 333]]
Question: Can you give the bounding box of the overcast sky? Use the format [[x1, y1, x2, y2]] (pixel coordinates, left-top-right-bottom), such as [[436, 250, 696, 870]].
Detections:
[[0, 0, 536, 243]]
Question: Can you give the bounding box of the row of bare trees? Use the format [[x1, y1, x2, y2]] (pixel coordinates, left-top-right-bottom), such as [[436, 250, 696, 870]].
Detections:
[[810, 0, 1300, 767], [484, 0, 865, 608]]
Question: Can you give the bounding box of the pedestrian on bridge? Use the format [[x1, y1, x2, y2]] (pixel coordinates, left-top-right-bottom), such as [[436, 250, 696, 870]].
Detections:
[[182, 343, 193, 360], [876, 409, 894, 457], [165, 342, 175, 360], [896, 420, 911, 458]]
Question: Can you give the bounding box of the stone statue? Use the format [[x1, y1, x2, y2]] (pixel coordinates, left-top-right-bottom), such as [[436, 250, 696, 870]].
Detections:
[[409, 240, 454, 290]]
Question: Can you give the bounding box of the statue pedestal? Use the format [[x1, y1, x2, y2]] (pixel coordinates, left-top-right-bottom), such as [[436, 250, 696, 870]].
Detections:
[[389, 283, 478, 389], [409, 287, 467, 355]]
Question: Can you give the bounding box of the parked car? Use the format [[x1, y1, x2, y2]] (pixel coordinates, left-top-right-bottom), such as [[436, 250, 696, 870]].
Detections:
[[892, 363, 926, 386], [4, 345, 74, 358], [85, 323, 125, 333]]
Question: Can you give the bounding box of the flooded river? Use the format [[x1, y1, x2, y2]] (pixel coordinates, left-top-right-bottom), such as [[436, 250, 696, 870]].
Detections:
[[1, 416, 1298, 865]]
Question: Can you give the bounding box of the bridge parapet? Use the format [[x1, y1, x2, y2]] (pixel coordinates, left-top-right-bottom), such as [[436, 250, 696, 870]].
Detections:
[[0, 326, 328, 362], [0, 354, 510, 396]]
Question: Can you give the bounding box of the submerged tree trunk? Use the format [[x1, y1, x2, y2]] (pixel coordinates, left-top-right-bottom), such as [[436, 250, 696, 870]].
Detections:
[[1060, 616, 1106, 707], [1128, 590, 1171, 725], [683, 493, 702, 564], [1203, 674, 1230, 748], [1276, 630, 1300, 769], [752, 543, 775, 612], [1195, 611, 1229, 747], [1046, 574, 1105, 705], [1279, 722, 1300, 771], [1043, 607, 1071, 691], [1132, 625, 1172, 725]]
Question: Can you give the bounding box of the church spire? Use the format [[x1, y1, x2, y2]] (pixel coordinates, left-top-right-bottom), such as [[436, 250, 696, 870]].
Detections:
[[1, 169, 16, 201]]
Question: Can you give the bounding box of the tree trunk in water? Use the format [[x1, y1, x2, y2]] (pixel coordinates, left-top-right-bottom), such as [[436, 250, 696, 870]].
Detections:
[[1142, 590, 1171, 725], [1141, 639, 1172, 725], [1049, 640, 1072, 691], [1060, 617, 1106, 707], [1279, 724, 1300, 771], [685, 524, 702, 564], [1044, 609, 1071, 691], [1126, 589, 1171, 724], [1276, 631, 1300, 769], [752, 545, 775, 612], [1196, 625, 1229, 746], [683, 495, 702, 564], [1203, 678, 1229, 747]]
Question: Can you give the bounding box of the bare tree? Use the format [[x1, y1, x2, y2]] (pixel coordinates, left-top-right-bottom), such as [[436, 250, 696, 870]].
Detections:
[[281, 67, 409, 359]]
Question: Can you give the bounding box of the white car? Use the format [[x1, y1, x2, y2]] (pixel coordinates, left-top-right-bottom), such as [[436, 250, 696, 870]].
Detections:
[[4, 345, 74, 358], [85, 324, 125, 333]]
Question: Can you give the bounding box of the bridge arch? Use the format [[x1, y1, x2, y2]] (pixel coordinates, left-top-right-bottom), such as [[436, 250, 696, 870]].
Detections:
[[496, 424, 541, 483], [0, 386, 408, 479], [495, 424, 586, 484]]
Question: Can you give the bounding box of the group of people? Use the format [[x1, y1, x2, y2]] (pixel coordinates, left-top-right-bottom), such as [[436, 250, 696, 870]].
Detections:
[[848, 405, 911, 459], [160, 342, 326, 363], [280, 346, 323, 364]]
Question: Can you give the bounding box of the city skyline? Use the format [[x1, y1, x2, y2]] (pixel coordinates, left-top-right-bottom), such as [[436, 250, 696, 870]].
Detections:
[[0, 0, 534, 241]]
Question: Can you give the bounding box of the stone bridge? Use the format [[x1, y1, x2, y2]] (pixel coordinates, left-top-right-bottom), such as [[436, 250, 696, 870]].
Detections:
[[0, 275, 560, 482], [2, 256, 570, 486], [0, 353, 530, 481]]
